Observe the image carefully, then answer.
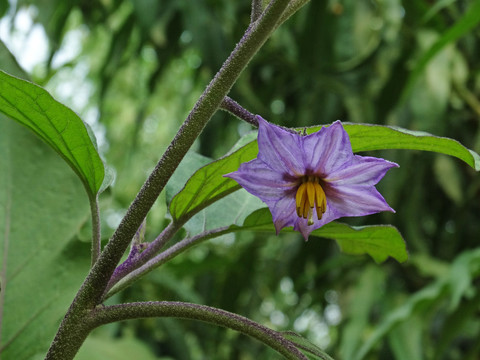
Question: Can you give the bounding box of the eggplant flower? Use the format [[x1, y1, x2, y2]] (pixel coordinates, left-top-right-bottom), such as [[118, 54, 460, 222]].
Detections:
[[225, 116, 398, 240]]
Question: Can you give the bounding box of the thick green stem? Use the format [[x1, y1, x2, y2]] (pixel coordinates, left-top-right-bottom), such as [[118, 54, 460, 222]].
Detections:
[[45, 2, 292, 359], [91, 302, 309, 360]]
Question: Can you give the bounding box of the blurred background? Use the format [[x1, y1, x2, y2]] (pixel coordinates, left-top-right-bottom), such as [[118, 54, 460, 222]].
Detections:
[[1, 0, 479, 359]]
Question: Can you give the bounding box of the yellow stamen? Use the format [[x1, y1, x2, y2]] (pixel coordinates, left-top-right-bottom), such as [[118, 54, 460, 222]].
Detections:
[[314, 182, 327, 220], [306, 181, 316, 210], [295, 183, 307, 217], [295, 176, 327, 224]]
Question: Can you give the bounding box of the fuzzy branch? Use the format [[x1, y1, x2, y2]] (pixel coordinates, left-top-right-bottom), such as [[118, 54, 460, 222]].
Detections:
[[103, 226, 232, 299], [90, 196, 101, 266], [220, 96, 259, 127], [91, 301, 309, 360], [251, 0, 263, 22]]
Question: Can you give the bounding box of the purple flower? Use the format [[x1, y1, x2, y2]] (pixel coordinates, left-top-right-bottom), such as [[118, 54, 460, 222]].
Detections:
[[225, 116, 398, 240]]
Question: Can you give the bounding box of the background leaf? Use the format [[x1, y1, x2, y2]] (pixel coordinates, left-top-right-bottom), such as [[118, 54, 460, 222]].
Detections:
[[0, 70, 105, 197], [339, 266, 387, 360], [400, 0, 480, 102], [0, 120, 91, 359], [352, 248, 480, 360]]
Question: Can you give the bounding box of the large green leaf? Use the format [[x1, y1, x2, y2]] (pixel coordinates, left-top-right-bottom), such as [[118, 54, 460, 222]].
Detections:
[[169, 123, 479, 224], [0, 70, 105, 197], [169, 139, 258, 222], [166, 147, 263, 236], [0, 120, 91, 359], [233, 208, 407, 263], [341, 124, 480, 170], [318, 223, 407, 263], [182, 188, 264, 239]]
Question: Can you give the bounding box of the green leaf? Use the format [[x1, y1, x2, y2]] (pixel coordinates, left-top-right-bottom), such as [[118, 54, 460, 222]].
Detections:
[[182, 188, 264, 238], [166, 148, 264, 237], [0, 120, 91, 359], [169, 122, 479, 227], [166, 151, 212, 204], [340, 124, 480, 171], [234, 208, 408, 263], [319, 223, 407, 263], [169, 138, 258, 221], [0, 70, 105, 197], [282, 331, 334, 360], [307, 123, 479, 170]]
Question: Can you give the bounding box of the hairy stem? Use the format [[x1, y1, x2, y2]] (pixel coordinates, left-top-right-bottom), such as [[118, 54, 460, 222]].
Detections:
[[91, 301, 309, 360], [221, 99, 299, 135], [251, 0, 263, 22], [45, 2, 291, 359], [84, 0, 290, 308], [90, 196, 101, 267], [220, 96, 259, 127], [104, 226, 231, 300], [104, 221, 181, 295]]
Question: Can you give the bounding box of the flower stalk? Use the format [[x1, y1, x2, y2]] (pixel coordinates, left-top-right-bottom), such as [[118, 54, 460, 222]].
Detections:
[[103, 226, 232, 300], [221, 96, 259, 127], [103, 220, 181, 296]]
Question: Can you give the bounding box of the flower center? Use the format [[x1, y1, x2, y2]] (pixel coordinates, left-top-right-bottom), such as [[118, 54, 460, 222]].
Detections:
[[295, 176, 327, 225]]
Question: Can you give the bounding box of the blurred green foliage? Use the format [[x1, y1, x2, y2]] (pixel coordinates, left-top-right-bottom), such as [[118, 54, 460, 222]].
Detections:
[[1, 0, 480, 359]]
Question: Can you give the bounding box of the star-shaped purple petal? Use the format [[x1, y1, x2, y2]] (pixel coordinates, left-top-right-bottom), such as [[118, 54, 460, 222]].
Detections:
[[225, 116, 398, 240]]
